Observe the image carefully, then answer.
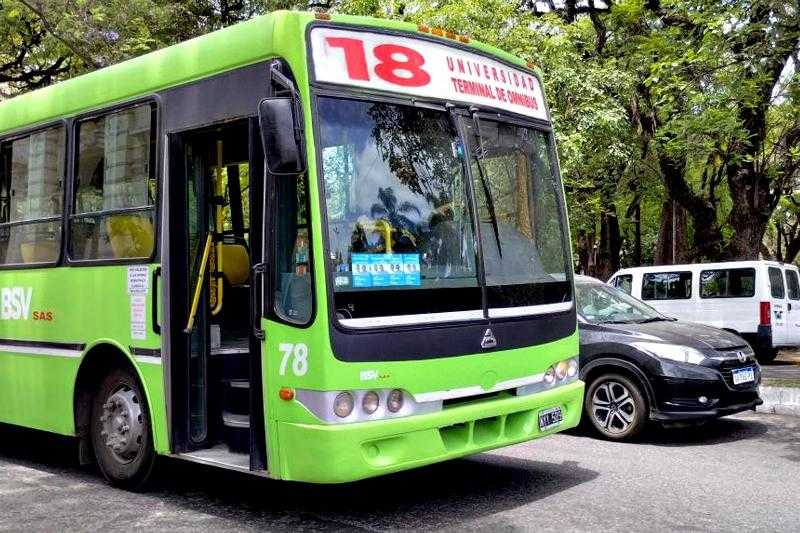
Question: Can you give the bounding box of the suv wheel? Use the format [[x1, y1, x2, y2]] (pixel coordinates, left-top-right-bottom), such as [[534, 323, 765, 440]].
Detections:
[[585, 373, 647, 441]]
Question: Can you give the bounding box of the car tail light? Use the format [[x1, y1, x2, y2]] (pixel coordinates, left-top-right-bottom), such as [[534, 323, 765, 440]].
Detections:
[[760, 301, 771, 326]]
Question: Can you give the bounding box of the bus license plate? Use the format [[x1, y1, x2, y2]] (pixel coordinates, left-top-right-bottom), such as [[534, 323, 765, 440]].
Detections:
[[538, 407, 563, 431], [732, 367, 755, 385]]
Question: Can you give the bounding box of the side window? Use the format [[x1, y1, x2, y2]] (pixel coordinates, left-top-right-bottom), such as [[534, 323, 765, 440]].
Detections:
[[0, 126, 65, 266], [641, 271, 692, 300], [274, 173, 312, 324], [768, 267, 785, 299], [785, 269, 800, 301], [612, 274, 632, 294], [71, 103, 156, 261], [700, 268, 755, 298]]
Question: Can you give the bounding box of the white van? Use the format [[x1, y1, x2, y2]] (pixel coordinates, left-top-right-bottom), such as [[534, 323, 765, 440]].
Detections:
[[608, 260, 800, 363]]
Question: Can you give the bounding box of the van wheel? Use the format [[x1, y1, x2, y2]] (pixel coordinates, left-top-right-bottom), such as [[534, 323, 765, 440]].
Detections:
[[91, 368, 156, 490], [585, 373, 647, 441], [755, 348, 778, 365]]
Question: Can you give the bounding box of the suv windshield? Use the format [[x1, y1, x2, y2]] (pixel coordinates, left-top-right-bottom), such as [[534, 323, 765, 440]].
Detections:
[[317, 96, 571, 326], [576, 281, 664, 324]]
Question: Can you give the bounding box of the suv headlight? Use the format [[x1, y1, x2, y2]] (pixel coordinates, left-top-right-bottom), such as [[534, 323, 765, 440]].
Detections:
[[633, 342, 706, 365]]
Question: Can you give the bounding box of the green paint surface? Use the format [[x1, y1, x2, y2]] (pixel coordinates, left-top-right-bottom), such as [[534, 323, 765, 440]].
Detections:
[[0, 10, 580, 483]]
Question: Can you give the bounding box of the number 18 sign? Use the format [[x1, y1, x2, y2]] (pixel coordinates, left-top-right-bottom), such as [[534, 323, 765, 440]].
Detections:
[[309, 27, 549, 121]]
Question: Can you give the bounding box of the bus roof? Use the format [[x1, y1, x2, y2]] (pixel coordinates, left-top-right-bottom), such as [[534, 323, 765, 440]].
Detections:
[[0, 11, 531, 136]]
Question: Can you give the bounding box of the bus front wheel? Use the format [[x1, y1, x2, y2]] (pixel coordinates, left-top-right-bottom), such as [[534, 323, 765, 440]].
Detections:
[[90, 368, 156, 490]]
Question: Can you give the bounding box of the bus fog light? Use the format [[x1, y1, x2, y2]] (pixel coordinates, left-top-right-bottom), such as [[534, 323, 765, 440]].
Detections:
[[544, 366, 556, 385], [387, 389, 404, 413], [699, 396, 708, 404], [334, 392, 354, 418], [567, 358, 579, 378], [555, 361, 568, 380], [362, 391, 380, 414]]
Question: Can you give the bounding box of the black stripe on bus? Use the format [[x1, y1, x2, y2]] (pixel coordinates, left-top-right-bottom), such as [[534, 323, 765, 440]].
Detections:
[[0, 339, 86, 351], [130, 347, 161, 358]]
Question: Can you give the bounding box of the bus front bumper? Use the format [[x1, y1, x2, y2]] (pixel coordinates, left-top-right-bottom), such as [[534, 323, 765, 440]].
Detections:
[[275, 380, 584, 483]]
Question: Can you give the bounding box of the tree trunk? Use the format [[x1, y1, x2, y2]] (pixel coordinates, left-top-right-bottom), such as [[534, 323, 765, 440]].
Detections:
[[726, 170, 772, 260], [595, 208, 621, 280], [654, 200, 688, 265]]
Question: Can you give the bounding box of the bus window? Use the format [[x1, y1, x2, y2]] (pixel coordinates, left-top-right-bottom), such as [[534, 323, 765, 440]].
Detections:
[[71, 103, 156, 261], [642, 271, 692, 300], [613, 274, 632, 294], [0, 126, 65, 265], [700, 268, 755, 298]]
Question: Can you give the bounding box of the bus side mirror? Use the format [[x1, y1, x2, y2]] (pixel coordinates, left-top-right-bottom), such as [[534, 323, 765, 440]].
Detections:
[[258, 97, 306, 176]]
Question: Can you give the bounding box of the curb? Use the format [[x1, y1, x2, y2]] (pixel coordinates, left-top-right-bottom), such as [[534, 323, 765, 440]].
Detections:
[[757, 386, 800, 417]]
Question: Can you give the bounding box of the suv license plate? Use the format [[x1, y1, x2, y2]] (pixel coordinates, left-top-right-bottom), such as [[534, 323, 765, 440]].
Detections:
[[732, 367, 755, 385], [538, 407, 563, 431]]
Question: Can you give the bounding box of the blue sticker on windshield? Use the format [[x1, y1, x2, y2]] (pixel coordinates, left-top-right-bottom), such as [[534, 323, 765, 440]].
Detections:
[[350, 253, 421, 288], [351, 254, 372, 288], [403, 254, 421, 286], [388, 255, 405, 286], [370, 254, 390, 287]]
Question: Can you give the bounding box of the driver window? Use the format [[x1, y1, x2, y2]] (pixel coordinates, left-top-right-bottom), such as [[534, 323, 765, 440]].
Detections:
[[274, 173, 311, 324]]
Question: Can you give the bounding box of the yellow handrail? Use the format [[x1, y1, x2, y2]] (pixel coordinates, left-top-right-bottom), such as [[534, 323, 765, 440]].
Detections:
[[184, 234, 213, 333]]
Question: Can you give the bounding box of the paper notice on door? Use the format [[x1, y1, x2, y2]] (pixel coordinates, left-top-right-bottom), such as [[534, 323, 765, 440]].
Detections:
[[127, 265, 149, 295], [131, 295, 147, 340]]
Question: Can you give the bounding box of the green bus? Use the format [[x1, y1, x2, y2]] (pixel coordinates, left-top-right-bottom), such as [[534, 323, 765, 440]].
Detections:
[[0, 10, 582, 489]]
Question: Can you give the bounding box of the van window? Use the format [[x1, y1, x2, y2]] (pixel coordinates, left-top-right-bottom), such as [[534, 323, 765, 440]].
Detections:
[[612, 274, 632, 294], [785, 269, 800, 300], [641, 271, 692, 300], [768, 267, 785, 299], [700, 268, 756, 298]]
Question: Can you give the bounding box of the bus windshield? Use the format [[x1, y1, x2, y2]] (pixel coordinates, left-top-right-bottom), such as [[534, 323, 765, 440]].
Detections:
[[318, 96, 571, 326]]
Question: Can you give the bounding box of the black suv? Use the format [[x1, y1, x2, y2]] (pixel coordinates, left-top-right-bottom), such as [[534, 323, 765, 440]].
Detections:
[[576, 275, 763, 441]]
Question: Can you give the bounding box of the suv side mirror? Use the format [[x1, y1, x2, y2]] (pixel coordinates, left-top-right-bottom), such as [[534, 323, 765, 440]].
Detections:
[[258, 96, 306, 176]]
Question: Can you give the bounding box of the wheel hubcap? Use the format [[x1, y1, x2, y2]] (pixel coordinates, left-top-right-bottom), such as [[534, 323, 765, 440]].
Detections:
[[99, 386, 144, 463], [592, 380, 636, 434]]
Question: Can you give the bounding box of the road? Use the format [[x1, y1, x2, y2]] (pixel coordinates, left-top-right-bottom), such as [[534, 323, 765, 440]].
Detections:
[[0, 412, 798, 532], [762, 350, 800, 381]]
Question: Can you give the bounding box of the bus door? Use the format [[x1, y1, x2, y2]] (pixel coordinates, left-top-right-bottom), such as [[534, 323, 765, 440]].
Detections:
[[166, 119, 267, 471]]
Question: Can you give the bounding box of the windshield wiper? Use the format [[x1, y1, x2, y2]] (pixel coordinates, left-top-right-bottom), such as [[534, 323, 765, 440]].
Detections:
[[470, 111, 503, 258], [637, 317, 666, 324]]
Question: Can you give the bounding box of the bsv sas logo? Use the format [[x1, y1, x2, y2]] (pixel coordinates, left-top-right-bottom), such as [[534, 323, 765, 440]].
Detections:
[[1, 287, 33, 320]]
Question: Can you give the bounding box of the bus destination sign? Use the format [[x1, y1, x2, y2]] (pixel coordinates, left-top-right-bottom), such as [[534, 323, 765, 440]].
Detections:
[[310, 27, 549, 121]]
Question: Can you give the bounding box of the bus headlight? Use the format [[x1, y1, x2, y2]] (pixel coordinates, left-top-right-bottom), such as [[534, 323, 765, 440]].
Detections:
[[387, 389, 404, 413], [519, 357, 579, 396], [295, 388, 440, 424], [333, 392, 354, 418], [362, 391, 380, 414]]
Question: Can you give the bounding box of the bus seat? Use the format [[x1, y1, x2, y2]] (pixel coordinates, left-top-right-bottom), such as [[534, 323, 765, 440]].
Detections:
[[106, 215, 155, 259], [222, 243, 250, 286], [20, 241, 59, 263]]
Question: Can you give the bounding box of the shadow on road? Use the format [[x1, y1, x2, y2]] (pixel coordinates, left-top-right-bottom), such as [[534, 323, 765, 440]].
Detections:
[[0, 423, 599, 530], [640, 415, 770, 447]]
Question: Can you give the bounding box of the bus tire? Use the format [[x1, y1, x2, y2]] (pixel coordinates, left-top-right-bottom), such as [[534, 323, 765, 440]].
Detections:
[[584, 373, 647, 441], [90, 368, 156, 491]]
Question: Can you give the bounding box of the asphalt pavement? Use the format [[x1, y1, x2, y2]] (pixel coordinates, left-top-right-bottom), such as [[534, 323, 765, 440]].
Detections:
[[761, 350, 800, 381], [0, 412, 798, 532]]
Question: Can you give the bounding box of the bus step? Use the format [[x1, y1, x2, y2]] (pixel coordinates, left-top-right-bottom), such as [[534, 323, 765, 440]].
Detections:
[[222, 411, 250, 453], [222, 379, 250, 417], [222, 411, 250, 429]]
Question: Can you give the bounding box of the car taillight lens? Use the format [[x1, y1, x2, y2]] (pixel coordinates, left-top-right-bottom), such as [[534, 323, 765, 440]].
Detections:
[[760, 301, 771, 326]]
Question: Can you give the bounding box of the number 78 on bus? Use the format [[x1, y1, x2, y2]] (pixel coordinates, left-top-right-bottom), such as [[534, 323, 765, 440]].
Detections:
[[0, 10, 581, 488]]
